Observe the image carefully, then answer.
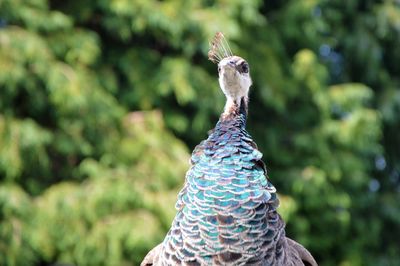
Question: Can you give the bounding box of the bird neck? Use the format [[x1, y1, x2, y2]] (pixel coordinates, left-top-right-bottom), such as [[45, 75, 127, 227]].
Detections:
[[221, 96, 248, 124]]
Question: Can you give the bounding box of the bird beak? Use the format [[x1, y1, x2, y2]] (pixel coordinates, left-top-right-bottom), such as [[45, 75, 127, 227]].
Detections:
[[220, 61, 236, 73], [227, 61, 236, 68], [219, 58, 235, 68]]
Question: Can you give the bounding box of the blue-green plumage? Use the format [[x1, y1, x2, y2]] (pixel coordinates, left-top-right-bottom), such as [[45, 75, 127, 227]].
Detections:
[[141, 42, 317, 266], [156, 105, 284, 265]]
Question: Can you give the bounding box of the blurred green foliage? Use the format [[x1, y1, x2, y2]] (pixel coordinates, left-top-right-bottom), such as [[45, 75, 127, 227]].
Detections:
[[0, 0, 399, 265]]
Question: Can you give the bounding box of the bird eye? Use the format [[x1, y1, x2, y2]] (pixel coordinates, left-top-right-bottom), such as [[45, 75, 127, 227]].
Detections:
[[218, 66, 221, 73], [241, 63, 249, 74]]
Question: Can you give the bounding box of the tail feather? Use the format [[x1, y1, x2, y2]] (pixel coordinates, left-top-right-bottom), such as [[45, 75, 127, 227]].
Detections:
[[286, 237, 318, 266], [141, 243, 162, 266]]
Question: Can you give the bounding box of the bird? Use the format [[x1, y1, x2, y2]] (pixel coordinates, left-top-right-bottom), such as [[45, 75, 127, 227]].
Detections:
[[141, 32, 317, 266]]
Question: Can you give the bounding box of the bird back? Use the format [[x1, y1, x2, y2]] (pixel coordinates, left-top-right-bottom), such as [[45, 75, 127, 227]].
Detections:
[[158, 110, 283, 265]]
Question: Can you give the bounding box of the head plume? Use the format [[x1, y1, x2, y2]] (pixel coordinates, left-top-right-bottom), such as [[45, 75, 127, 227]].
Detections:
[[208, 32, 233, 64]]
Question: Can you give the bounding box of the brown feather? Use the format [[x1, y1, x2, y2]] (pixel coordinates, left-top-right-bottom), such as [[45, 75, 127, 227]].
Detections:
[[208, 32, 233, 63], [286, 237, 318, 266]]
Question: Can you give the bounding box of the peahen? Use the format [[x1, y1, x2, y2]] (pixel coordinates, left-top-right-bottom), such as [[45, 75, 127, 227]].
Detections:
[[141, 32, 317, 266]]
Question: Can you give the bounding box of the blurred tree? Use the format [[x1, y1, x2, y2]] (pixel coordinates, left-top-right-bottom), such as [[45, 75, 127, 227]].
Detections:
[[0, 0, 399, 265]]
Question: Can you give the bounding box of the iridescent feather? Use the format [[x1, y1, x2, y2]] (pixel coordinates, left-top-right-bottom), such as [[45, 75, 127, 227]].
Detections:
[[141, 32, 317, 266]]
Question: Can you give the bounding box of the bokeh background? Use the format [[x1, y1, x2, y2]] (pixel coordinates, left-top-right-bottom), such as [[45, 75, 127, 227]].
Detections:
[[0, 0, 399, 265]]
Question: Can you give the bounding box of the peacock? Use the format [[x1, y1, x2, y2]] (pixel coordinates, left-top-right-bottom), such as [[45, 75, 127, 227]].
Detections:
[[141, 32, 317, 266]]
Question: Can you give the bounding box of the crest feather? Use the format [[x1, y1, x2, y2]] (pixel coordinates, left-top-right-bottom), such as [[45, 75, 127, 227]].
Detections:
[[208, 32, 233, 63]]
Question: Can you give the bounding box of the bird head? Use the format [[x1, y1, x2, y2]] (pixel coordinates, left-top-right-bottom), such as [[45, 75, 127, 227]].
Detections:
[[208, 32, 252, 116], [218, 55, 252, 103]]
